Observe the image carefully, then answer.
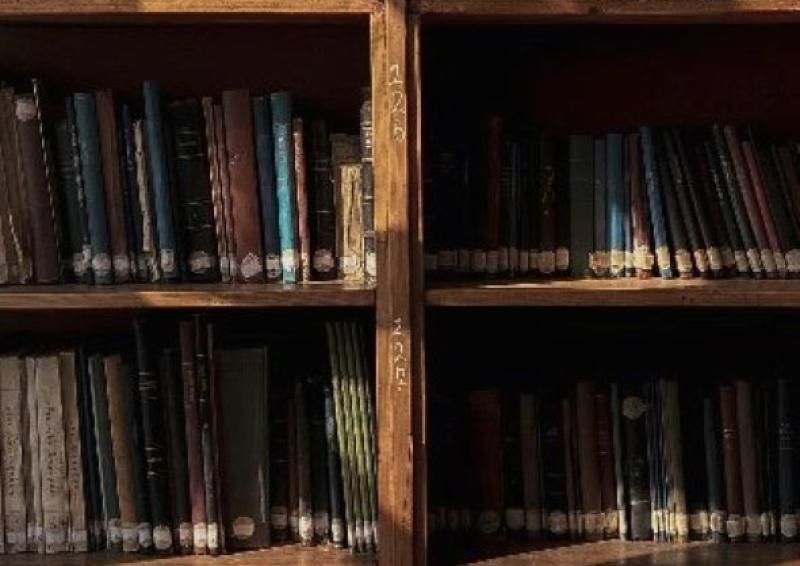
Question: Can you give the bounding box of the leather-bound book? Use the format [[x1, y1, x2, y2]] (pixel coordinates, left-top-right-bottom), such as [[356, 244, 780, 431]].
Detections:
[[251, 96, 281, 282], [712, 125, 760, 276], [609, 383, 628, 540], [655, 133, 693, 279], [719, 384, 745, 541], [25, 357, 44, 553], [159, 348, 191, 553], [203, 99, 228, 282], [133, 320, 173, 553], [523, 136, 540, 275], [309, 378, 330, 543], [560, 397, 580, 539], [575, 380, 602, 539], [541, 386, 567, 539], [520, 393, 542, 539], [95, 89, 131, 283], [213, 104, 236, 281], [217, 347, 271, 550], [622, 382, 651, 541], [538, 136, 557, 276], [103, 355, 139, 552], [14, 93, 59, 283], [295, 380, 314, 545], [288, 390, 299, 541], [88, 354, 122, 550], [360, 89, 376, 282], [168, 100, 219, 282], [0, 88, 28, 284], [309, 120, 336, 281], [484, 116, 502, 277], [569, 135, 593, 277], [75, 348, 102, 550], [119, 105, 140, 282], [178, 322, 207, 554], [742, 138, 784, 277], [468, 389, 503, 538], [142, 81, 179, 281], [59, 352, 88, 552], [592, 137, 608, 277], [701, 141, 743, 275], [502, 391, 524, 536], [723, 126, 774, 277], [132, 120, 160, 281], [662, 379, 688, 542], [639, 128, 672, 278], [500, 139, 520, 276], [755, 378, 777, 539], [335, 163, 365, 283], [763, 144, 800, 277], [596, 388, 618, 539], [777, 378, 797, 541], [269, 365, 290, 544], [664, 130, 709, 277], [222, 89, 264, 283], [703, 395, 726, 542], [73, 94, 113, 285], [324, 384, 345, 546], [1, 357, 27, 552], [734, 380, 760, 541], [627, 133, 653, 278], [293, 118, 311, 282], [606, 133, 626, 277], [270, 92, 299, 283], [683, 382, 709, 540]]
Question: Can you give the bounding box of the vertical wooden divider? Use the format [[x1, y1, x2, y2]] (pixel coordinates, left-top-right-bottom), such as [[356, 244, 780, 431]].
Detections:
[[373, 1, 415, 565]]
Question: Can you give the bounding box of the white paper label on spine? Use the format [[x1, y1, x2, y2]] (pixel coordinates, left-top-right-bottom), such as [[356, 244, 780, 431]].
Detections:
[[547, 511, 567, 535], [775, 252, 787, 275], [693, 249, 709, 273], [232, 516, 255, 540], [505, 508, 525, 531], [655, 246, 671, 270], [556, 247, 570, 271], [746, 514, 761, 537], [525, 509, 541, 533], [439, 249, 456, 270], [108, 519, 122, 544], [313, 511, 330, 538], [781, 514, 798, 538], [271, 506, 288, 529], [761, 249, 777, 274], [92, 253, 111, 277], [188, 251, 213, 274], [153, 525, 172, 550], [458, 249, 471, 271], [710, 510, 726, 534], [734, 250, 749, 273], [424, 253, 438, 272], [498, 247, 509, 272], [518, 250, 530, 273], [539, 251, 556, 274], [746, 248, 762, 273], [727, 514, 744, 538], [312, 250, 333, 273], [266, 254, 283, 278], [207, 523, 220, 550], [299, 514, 314, 542], [786, 249, 800, 272], [708, 247, 724, 271], [486, 250, 499, 274], [675, 248, 693, 274], [331, 518, 345, 543], [160, 249, 176, 275], [179, 522, 192, 547], [193, 522, 207, 549], [138, 522, 153, 548], [240, 252, 263, 280]]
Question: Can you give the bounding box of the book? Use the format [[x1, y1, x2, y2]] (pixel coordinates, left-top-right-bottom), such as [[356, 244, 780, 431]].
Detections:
[[1, 356, 27, 552], [310, 120, 336, 281], [606, 133, 625, 277], [592, 137, 608, 277], [640, 128, 672, 278], [59, 352, 88, 552], [213, 104, 236, 282], [719, 384, 745, 542], [360, 88, 376, 283], [575, 380, 602, 539], [293, 118, 311, 282], [569, 136, 593, 277], [251, 96, 282, 283], [270, 92, 299, 284], [468, 389, 503, 537], [336, 163, 365, 283]]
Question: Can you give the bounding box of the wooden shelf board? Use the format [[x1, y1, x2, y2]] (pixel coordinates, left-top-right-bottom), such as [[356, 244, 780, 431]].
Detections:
[[425, 279, 800, 307], [0, 0, 379, 22], [0, 546, 375, 565], [414, 0, 800, 23], [440, 539, 800, 565], [0, 283, 375, 310]]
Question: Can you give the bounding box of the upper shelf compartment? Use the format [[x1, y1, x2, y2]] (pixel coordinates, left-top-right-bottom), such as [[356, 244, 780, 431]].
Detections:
[[412, 0, 800, 23]]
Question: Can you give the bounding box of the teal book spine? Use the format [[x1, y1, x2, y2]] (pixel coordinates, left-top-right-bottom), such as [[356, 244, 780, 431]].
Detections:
[[270, 92, 298, 284]]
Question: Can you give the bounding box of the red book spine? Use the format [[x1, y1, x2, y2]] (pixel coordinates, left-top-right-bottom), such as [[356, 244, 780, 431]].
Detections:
[[468, 389, 503, 536], [742, 140, 785, 276]]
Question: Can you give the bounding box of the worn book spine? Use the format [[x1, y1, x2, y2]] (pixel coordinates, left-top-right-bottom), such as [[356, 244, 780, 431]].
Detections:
[[287, 387, 300, 542], [360, 88, 376, 283], [270, 92, 299, 283], [53, 116, 88, 283], [592, 137, 608, 276], [703, 395, 726, 542], [656, 132, 693, 279], [324, 384, 345, 546], [777, 378, 797, 540], [755, 379, 777, 539], [135, 119, 161, 282], [500, 139, 519, 276], [193, 317, 217, 554], [569, 135, 593, 277], [554, 140, 570, 275], [67, 100, 93, 283], [774, 146, 800, 274], [720, 384, 745, 541], [502, 391, 525, 537], [0, 88, 27, 283], [168, 100, 219, 282], [520, 394, 541, 539], [88, 354, 121, 550], [622, 383, 651, 541], [1, 357, 27, 552], [59, 352, 87, 552], [639, 128, 672, 278], [295, 380, 314, 545], [213, 104, 236, 281], [75, 349, 102, 550], [336, 164, 365, 282], [517, 138, 532, 275], [537, 136, 556, 276], [627, 133, 652, 278], [23, 358, 43, 553], [218, 348, 271, 550], [596, 388, 618, 539], [293, 118, 311, 282], [643, 380, 661, 541], [761, 143, 800, 276], [142, 81, 178, 281], [205, 324, 224, 554], [0, 96, 13, 284], [119, 105, 140, 282], [133, 320, 173, 553], [683, 382, 709, 540], [606, 133, 625, 277], [664, 379, 688, 542], [94, 89, 131, 282], [310, 120, 336, 281], [561, 397, 580, 539], [103, 355, 139, 552], [269, 368, 290, 544], [610, 383, 628, 540], [251, 96, 281, 282], [701, 141, 743, 274], [468, 389, 503, 537], [202, 99, 229, 282], [576, 381, 602, 539], [73, 94, 113, 284], [15, 94, 59, 283], [309, 379, 331, 543], [221, 90, 264, 283], [734, 380, 760, 541]]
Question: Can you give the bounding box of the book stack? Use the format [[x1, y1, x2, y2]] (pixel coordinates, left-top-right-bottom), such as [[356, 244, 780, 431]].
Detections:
[[0, 317, 377, 555], [430, 375, 799, 546], [0, 81, 375, 286], [426, 121, 800, 280]]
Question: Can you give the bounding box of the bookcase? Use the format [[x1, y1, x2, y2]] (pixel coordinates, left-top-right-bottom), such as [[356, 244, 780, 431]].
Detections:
[[6, 1, 800, 566]]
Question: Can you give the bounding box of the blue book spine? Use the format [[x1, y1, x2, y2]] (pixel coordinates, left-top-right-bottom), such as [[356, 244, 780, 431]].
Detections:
[[606, 133, 625, 277], [252, 96, 282, 283], [73, 93, 113, 285], [143, 81, 179, 281], [640, 127, 673, 279], [270, 91, 298, 284]]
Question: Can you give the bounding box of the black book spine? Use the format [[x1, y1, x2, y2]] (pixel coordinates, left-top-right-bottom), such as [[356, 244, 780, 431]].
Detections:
[[756, 377, 777, 539], [542, 389, 567, 539], [269, 367, 290, 543], [76, 347, 103, 549], [656, 133, 692, 278], [592, 137, 608, 277], [53, 117, 85, 283], [121, 106, 145, 282], [133, 319, 174, 553], [324, 384, 345, 547], [703, 395, 726, 542], [360, 88, 376, 283], [503, 391, 525, 536], [295, 379, 314, 546], [778, 378, 797, 541], [310, 120, 337, 281], [252, 96, 282, 282], [610, 383, 628, 540], [683, 380, 709, 540], [64, 98, 92, 284], [622, 382, 651, 541], [554, 139, 570, 276], [702, 141, 742, 274], [310, 379, 331, 543]]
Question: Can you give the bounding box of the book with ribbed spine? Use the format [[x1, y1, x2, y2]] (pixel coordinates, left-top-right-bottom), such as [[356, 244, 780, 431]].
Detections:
[[251, 96, 281, 282], [270, 92, 299, 283], [735, 380, 760, 542], [621, 381, 651, 540], [777, 378, 796, 540], [119, 105, 140, 282], [360, 88, 376, 283], [201, 99, 229, 282], [59, 352, 88, 552], [1, 357, 27, 552], [310, 120, 336, 281]]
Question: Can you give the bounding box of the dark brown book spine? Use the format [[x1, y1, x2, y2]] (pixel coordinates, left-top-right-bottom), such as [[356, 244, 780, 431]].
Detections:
[[596, 389, 618, 539], [15, 93, 58, 283], [180, 322, 207, 554], [735, 380, 760, 542], [742, 140, 785, 276], [539, 137, 557, 276], [720, 384, 745, 541], [203, 99, 230, 282], [561, 397, 579, 539], [468, 389, 503, 537], [221, 90, 264, 282], [213, 104, 236, 282], [293, 118, 311, 282], [288, 392, 299, 542], [576, 381, 602, 539], [95, 89, 131, 283], [484, 117, 502, 276]]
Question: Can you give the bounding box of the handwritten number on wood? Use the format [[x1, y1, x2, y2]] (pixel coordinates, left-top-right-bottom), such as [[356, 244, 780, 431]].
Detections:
[[388, 64, 406, 142]]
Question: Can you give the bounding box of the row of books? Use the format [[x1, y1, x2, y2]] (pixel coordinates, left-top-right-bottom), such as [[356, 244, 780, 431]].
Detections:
[[425, 121, 800, 279], [0, 318, 377, 555], [0, 80, 375, 286], [430, 375, 800, 545]]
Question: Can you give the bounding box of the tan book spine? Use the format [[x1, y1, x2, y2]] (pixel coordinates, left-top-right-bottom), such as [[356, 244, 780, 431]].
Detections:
[[293, 118, 311, 282], [59, 352, 87, 552], [24, 357, 44, 552], [1, 356, 26, 552], [336, 164, 364, 282], [35, 355, 69, 553], [104, 355, 139, 552]]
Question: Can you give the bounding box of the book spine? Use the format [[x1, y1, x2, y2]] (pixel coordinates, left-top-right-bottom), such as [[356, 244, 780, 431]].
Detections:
[[592, 137, 608, 276], [59, 352, 88, 552], [119, 105, 140, 282], [627, 133, 653, 278], [287, 389, 299, 542], [132, 120, 160, 282], [310, 120, 336, 281], [1, 357, 27, 552], [202, 98, 229, 282], [360, 88, 376, 283], [24, 358, 43, 553], [95, 89, 131, 283], [774, 146, 800, 272], [517, 139, 531, 275], [656, 132, 693, 278], [720, 384, 745, 541], [555, 140, 570, 275], [524, 136, 540, 275], [89, 354, 122, 550], [295, 381, 314, 545], [0, 89, 27, 283], [763, 144, 800, 276], [168, 100, 220, 282], [622, 383, 651, 540], [142, 81, 179, 281], [73, 94, 113, 284], [541, 387, 567, 539], [538, 137, 557, 276], [75, 349, 102, 549], [468, 389, 503, 537], [610, 383, 628, 540], [324, 384, 345, 547], [777, 378, 797, 540], [336, 164, 365, 282], [520, 394, 541, 539], [251, 96, 282, 282], [703, 395, 726, 542], [501, 391, 524, 537], [293, 118, 312, 282], [576, 381, 602, 539], [484, 117, 502, 277], [568, 135, 593, 277], [560, 397, 580, 539], [596, 388, 618, 538], [269, 370, 290, 545], [701, 141, 743, 274], [310, 379, 331, 543], [133, 320, 173, 553], [270, 92, 299, 283], [735, 380, 760, 541], [103, 355, 139, 552], [683, 383, 709, 540], [213, 104, 236, 281], [639, 128, 672, 278], [664, 379, 688, 542], [606, 133, 625, 277]]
